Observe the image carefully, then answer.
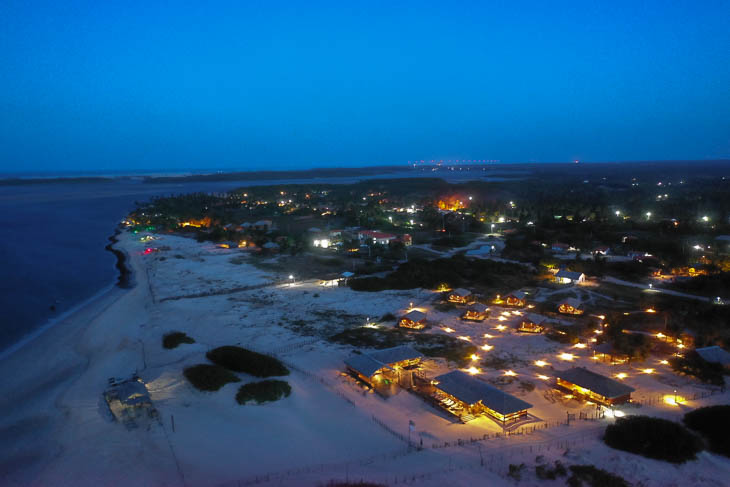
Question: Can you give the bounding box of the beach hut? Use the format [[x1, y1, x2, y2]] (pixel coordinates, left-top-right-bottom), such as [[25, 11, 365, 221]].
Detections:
[[399, 310, 427, 329], [432, 370, 532, 423], [344, 345, 424, 387], [448, 288, 473, 304], [462, 303, 489, 322], [695, 346, 730, 370], [504, 291, 527, 307], [517, 314, 547, 333], [558, 298, 584, 315], [555, 367, 635, 405], [555, 270, 586, 285]]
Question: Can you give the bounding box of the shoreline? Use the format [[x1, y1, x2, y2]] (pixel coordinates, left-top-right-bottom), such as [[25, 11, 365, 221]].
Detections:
[[0, 229, 135, 361], [105, 227, 134, 289]]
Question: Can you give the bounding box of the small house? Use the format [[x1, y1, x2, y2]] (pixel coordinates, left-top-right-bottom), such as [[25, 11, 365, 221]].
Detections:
[[517, 314, 547, 333], [555, 367, 635, 405], [558, 298, 584, 315], [695, 346, 730, 370], [262, 241, 280, 252], [399, 310, 427, 329], [358, 230, 397, 245], [504, 291, 527, 307], [432, 370, 532, 423], [593, 246, 610, 256], [448, 288, 473, 304], [462, 303, 489, 321], [555, 270, 586, 285], [344, 346, 424, 387]]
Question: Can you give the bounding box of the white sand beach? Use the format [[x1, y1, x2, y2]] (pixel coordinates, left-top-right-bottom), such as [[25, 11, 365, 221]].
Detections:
[[1, 230, 729, 487]]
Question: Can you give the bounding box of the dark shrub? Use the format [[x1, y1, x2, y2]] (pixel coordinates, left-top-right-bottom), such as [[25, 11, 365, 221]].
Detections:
[[603, 415, 702, 463], [684, 405, 730, 457], [184, 364, 240, 391], [567, 465, 630, 487], [507, 463, 526, 480], [162, 331, 195, 349], [236, 380, 292, 404], [348, 255, 536, 292], [670, 350, 726, 386], [535, 460, 567, 480], [380, 312, 396, 322], [206, 346, 290, 377]]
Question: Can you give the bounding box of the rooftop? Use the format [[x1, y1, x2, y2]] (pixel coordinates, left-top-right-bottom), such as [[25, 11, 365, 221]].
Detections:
[[433, 370, 533, 415], [556, 367, 635, 399], [695, 346, 730, 366]]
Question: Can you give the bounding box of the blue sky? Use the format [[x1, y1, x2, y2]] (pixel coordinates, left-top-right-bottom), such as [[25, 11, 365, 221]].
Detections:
[[1, 1, 728, 173]]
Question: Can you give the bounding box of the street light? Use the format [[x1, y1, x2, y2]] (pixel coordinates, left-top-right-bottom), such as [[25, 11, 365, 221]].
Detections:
[[615, 210, 621, 217], [646, 212, 652, 219], [289, 274, 294, 287]]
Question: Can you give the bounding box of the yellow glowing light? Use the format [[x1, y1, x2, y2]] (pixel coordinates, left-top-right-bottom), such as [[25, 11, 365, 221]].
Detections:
[[534, 360, 548, 367], [495, 324, 507, 331], [656, 332, 665, 339], [537, 374, 550, 380], [527, 304, 535, 309], [484, 333, 494, 338], [564, 394, 574, 399], [590, 338, 597, 343], [481, 344, 493, 351], [590, 355, 599, 360], [466, 366, 480, 375], [645, 308, 656, 313], [677, 343, 685, 349], [659, 359, 669, 365], [442, 327, 455, 333], [573, 343, 587, 349], [470, 354, 480, 361], [663, 394, 685, 406], [501, 311, 511, 316], [559, 353, 575, 361], [615, 373, 627, 379], [594, 329, 603, 334], [503, 370, 517, 376], [498, 316, 507, 322], [597, 315, 606, 320], [457, 336, 471, 341], [641, 368, 655, 374]]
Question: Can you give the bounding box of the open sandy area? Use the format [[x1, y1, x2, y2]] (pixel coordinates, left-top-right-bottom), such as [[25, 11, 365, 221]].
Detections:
[[1, 231, 729, 486]]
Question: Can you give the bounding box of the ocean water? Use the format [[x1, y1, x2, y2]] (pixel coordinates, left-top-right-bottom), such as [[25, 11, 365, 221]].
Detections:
[[0, 169, 523, 353]]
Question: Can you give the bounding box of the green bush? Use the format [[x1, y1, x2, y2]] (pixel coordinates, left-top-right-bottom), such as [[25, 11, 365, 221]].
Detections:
[[206, 346, 290, 377], [162, 331, 195, 349], [184, 364, 240, 391], [236, 380, 292, 404], [684, 405, 730, 457], [603, 415, 702, 463], [567, 465, 630, 487]]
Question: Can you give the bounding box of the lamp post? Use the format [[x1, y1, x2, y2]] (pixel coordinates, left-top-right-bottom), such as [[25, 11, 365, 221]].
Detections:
[[289, 274, 294, 287]]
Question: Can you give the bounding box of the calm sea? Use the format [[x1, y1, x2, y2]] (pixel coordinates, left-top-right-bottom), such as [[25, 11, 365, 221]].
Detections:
[[0, 169, 521, 353]]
